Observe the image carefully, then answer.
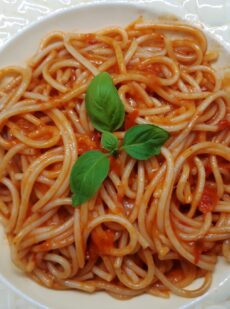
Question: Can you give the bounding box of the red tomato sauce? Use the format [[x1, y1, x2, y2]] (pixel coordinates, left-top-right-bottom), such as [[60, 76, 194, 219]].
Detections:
[[14, 117, 36, 133], [77, 132, 101, 155], [204, 163, 212, 177], [142, 63, 163, 76], [91, 131, 101, 144], [167, 268, 184, 283], [124, 109, 139, 130], [91, 226, 115, 255], [33, 240, 52, 252], [218, 118, 230, 130], [219, 162, 230, 170], [110, 156, 122, 177], [193, 240, 204, 264], [129, 84, 145, 103], [198, 185, 218, 214]]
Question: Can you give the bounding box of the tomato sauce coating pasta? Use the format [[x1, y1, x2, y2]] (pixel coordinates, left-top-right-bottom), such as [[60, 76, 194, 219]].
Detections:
[[0, 18, 229, 299]]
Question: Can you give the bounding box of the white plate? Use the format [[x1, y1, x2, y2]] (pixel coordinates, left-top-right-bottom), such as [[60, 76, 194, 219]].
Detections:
[[0, 1, 230, 309]]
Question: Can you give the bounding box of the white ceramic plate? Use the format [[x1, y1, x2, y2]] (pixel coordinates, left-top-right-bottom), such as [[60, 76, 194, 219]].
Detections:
[[0, 1, 230, 309]]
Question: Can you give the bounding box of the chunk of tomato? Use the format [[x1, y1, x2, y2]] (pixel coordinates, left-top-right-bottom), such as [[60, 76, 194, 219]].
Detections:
[[198, 185, 218, 214]]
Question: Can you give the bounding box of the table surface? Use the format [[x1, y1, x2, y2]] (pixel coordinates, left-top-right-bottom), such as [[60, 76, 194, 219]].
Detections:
[[0, 0, 230, 308]]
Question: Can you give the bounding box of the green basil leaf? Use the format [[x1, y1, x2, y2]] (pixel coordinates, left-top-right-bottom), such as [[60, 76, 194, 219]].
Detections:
[[101, 131, 118, 154], [85, 72, 125, 132], [70, 150, 109, 207], [122, 124, 169, 160]]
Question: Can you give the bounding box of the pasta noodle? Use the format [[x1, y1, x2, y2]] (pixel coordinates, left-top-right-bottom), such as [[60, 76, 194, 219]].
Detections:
[[0, 17, 230, 299]]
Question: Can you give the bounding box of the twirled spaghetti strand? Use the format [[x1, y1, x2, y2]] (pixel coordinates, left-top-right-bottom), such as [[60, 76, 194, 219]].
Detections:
[[0, 19, 229, 299]]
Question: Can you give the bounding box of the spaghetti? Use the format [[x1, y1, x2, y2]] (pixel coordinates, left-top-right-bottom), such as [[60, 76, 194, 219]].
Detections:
[[0, 18, 230, 299]]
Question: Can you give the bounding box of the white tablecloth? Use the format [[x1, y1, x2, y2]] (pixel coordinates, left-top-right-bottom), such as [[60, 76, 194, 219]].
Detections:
[[0, 1, 230, 308]]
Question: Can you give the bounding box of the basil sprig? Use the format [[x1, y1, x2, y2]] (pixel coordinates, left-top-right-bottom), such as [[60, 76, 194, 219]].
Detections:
[[70, 72, 170, 207], [85, 72, 125, 132], [122, 124, 169, 160], [70, 150, 109, 206], [101, 131, 119, 155]]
